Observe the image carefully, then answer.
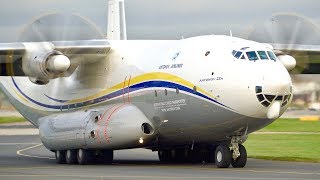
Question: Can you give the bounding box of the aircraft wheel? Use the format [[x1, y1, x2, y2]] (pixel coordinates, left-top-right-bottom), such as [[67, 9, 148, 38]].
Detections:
[[65, 149, 78, 164], [77, 149, 93, 165], [55, 150, 66, 164], [158, 150, 171, 163], [215, 145, 231, 168], [187, 149, 202, 163], [173, 149, 188, 163], [101, 150, 113, 164], [204, 149, 215, 163], [231, 144, 247, 168]]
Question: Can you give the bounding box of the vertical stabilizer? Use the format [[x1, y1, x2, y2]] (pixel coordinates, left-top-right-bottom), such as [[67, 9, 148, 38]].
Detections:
[[107, 0, 127, 40]]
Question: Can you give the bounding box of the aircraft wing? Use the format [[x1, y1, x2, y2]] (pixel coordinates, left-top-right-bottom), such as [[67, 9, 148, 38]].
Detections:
[[272, 44, 320, 74], [0, 40, 111, 56], [0, 40, 111, 78]]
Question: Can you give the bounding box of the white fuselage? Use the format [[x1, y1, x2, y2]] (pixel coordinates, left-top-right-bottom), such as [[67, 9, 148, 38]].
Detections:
[[0, 35, 292, 144]]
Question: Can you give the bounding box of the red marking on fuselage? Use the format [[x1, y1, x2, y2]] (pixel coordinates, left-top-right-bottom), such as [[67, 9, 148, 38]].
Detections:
[[95, 105, 117, 144], [104, 103, 127, 143]]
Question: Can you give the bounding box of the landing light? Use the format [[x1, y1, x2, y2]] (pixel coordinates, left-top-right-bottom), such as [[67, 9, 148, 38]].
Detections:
[[139, 138, 144, 144]]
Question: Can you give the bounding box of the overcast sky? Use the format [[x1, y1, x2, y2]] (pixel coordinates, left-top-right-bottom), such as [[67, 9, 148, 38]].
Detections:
[[0, 0, 319, 42]]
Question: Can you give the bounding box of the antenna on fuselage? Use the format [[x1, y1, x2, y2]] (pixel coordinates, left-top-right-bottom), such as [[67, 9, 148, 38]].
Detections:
[[107, 0, 127, 40], [229, 30, 233, 37]]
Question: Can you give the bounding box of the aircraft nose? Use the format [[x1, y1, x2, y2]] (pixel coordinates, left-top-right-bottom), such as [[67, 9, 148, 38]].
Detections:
[[254, 68, 293, 119], [263, 72, 291, 95]]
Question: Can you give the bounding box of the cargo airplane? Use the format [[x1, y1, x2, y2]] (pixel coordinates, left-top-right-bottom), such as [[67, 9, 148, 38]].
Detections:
[[0, 0, 317, 168]]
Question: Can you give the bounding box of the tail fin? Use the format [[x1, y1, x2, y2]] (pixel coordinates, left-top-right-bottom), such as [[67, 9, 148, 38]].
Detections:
[[107, 0, 127, 40]]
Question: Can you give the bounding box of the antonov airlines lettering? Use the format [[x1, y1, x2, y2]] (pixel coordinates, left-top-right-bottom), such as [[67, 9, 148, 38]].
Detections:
[[0, 0, 319, 168]]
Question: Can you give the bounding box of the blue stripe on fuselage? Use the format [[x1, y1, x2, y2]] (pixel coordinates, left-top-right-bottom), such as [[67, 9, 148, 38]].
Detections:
[[11, 78, 232, 110]]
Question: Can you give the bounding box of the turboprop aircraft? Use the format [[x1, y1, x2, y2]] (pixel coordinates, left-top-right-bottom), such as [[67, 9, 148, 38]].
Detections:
[[0, 0, 319, 168]]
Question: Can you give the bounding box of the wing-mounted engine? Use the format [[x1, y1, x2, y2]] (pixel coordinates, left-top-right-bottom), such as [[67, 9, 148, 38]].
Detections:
[[0, 40, 111, 84], [273, 50, 297, 71], [22, 43, 71, 85]]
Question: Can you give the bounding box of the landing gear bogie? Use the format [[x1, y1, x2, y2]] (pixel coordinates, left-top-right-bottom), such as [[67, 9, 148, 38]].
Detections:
[[55, 149, 114, 165]]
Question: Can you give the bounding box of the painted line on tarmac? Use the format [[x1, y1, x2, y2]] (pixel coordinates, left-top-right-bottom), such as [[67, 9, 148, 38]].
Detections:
[[16, 143, 55, 160], [154, 165, 320, 176], [0, 174, 312, 179], [0, 143, 39, 145], [0, 128, 38, 135], [14, 144, 320, 177], [253, 132, 320, 135]]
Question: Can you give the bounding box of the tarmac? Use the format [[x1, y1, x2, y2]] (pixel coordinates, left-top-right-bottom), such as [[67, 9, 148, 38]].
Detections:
[[0, 112, 319, 180], [0, 134, 319, 179]]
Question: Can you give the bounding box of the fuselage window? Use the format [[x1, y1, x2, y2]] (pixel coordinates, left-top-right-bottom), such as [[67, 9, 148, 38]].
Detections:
[[267, 51, 277, 61], [246, 51, 259, 61], [257, 51, 269, 60]]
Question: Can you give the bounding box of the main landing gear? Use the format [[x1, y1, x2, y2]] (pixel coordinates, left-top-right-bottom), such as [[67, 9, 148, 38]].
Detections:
[[158, 136, 247, 168], [55, 149, 114, 165]]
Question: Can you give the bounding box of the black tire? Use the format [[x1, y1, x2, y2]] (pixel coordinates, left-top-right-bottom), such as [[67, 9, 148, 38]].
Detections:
[[173, 149, 187, 163], [101, 150, 113, 164], [231, 144, 247, 168], [204, 149, 215, 163], [187, 149, 202, 164], [215, 145, 231, 168], [65, 149, 78, 164], [158, 150, 171, 163], [77, 149, 93, 165], [55, 150, 66, 164]]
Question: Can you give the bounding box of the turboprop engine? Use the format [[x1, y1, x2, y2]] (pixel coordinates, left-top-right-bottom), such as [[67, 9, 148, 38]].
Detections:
[[277, 55, 297, 71], [22, 43, 71, 85], [38, 104, 156, 151]]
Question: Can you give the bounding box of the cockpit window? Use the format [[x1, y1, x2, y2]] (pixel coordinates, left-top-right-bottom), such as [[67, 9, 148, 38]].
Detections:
[[240, 54, 246, 59], [246, 51, 259, 61], [257, 51, 268, 60], [232, 50, 243, 59], [234, 51, 242, 59], [267, 51, 277, 61], [232, 50, 237, 56]]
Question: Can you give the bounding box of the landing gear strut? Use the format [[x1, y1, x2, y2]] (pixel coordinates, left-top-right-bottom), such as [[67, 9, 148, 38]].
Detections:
[[230, 136, 247, 168]]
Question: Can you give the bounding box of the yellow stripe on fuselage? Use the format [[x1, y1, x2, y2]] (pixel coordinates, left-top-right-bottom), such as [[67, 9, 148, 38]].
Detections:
[[13, 89, 29, 103], [68, 72, 215, 104]]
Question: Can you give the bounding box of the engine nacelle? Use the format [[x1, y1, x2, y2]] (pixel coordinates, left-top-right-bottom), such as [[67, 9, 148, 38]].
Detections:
[[22, 43, 71, 85], [277, 55, 296, 71]]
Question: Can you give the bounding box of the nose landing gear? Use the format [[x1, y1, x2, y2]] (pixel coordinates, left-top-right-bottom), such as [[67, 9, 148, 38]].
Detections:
[[215, 136, 247, 168]]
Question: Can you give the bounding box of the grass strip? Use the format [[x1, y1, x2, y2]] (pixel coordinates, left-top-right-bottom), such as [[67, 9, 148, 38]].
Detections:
[[0, 117, 26, 124], [259, 118, 320, 132], [245, 134, 320, 163]]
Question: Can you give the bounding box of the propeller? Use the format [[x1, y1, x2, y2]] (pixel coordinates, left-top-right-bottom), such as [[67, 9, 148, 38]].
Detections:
[[16, 12, 105, 101], [244, 12, 320, 74]]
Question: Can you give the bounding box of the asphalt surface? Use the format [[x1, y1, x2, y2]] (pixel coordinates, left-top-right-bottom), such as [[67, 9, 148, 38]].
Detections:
[[0, 135, 319, 180]]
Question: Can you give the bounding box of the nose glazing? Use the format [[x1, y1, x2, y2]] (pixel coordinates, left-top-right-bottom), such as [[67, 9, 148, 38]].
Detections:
[[255, 85, 292, 109]]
